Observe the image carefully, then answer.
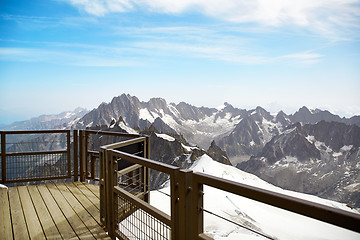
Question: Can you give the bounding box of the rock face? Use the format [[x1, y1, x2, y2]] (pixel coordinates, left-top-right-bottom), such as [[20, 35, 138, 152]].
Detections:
[[238, 121, 360, 208], [76, 94, 142, 129], [258, 123, 321, 165], [151, 117, 177, 135], [218, 116, 263, 158], [207, 140, 231, 165]]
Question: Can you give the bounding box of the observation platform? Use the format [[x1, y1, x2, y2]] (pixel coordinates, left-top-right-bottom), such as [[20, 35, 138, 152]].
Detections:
[[0, 182, 110, 239], [1, 129, 359, 240]]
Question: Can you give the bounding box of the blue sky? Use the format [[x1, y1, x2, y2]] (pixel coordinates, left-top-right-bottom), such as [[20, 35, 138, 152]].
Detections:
[[0, 0, 359, 124]]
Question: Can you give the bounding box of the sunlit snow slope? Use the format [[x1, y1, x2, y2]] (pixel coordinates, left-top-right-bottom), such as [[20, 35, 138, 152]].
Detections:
[[151, 155, 360, 240]]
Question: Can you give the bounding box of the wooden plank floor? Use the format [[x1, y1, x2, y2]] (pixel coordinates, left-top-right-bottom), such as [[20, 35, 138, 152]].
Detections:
[[0, 182, 110, 240]]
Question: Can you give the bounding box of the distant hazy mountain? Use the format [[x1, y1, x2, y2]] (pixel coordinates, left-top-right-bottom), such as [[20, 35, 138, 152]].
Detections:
[[291, 106, 360, 126], [1, 107, 88, 147], [1, 107, 88, 131]]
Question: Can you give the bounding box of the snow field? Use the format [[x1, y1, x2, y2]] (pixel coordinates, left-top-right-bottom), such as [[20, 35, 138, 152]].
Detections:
[[150, 155, 360, 240], [155, 133, 175, 142]]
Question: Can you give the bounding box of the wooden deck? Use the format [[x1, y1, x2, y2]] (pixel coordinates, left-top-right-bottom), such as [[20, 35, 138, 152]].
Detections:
[[0, 182, 110, 240]]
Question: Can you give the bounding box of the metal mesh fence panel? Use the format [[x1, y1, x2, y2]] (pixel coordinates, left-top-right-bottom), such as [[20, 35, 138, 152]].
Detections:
[[118, 166, 145, 194], [115, 193, 171, 240], [6, 152, 68, 181]]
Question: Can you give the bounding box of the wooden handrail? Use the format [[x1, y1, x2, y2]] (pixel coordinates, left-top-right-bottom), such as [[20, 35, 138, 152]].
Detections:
[[193, 171, 360, 234], [111, 149, 179, 175]]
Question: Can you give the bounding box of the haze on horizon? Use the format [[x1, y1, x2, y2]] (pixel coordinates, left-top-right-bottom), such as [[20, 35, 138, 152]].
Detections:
[[0, 0, 359, 125]]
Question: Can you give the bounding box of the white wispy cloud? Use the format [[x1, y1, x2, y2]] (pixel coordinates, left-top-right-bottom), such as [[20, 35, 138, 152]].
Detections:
[[277, 52, 324, 64], [0, 13, 99, 30], [65, 0, 360, 38], [133, 40, 323, 65], [66, 0, 133, 16], [0, 26, 324, 67], [0, 46, 143, 67], [115, 25, 323, 65]]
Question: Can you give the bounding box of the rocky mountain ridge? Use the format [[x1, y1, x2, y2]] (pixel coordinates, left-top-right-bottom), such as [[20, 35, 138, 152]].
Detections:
[[73, 94, 359, 164], [71, 94, 359, 208], [238, 121, 360, 208]]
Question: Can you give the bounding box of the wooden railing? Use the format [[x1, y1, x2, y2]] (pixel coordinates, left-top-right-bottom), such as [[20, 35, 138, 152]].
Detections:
[[0, 129, 141, 184], [98, 135, 151, 234], [191, 172, 360, 239], [1, 130, 360, 239], [101, 146, 360, 240], [77, 129, 142, 182]]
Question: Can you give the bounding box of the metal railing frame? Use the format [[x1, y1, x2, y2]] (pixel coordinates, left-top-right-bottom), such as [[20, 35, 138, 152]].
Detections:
[[99, 135, 151, 238], [106, 149, 178, 239], [0, 130, 71, 183], [78, 129, 142, 182]]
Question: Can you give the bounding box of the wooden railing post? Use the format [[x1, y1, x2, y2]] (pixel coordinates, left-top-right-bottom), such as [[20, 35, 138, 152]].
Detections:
[[171, 170, 179, 240], [79, 130, 86, 182], [107, 150, 117, 239], [1, 132, 6, 183], [73, 130, 79, 181], [144, 136, 151, 203], [66, 130, 71, 178], [192, 176, 204, 239], [177, 169, 193, 240], [85, 131, 89, 179], [90, 154, 96, 179], [99, 148, 106, 227]]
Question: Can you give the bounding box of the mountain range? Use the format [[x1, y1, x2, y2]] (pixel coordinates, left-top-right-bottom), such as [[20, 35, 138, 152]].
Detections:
[[66, 94, 360, 208], [3, 93, 360, 208]]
